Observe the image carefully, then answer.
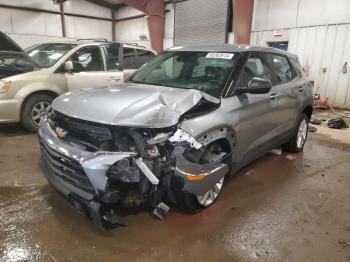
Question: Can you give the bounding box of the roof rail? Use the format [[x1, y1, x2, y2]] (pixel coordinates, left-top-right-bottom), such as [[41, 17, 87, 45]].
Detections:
[[77, 38, 108, 42], [123, 42, 146, 48]]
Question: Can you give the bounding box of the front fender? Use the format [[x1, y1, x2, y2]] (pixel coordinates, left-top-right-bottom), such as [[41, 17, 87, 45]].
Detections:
[[15, 82, 65, 101]]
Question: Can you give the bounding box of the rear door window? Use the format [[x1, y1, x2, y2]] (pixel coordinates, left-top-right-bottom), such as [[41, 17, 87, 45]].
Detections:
[[123, 47, 137, 69], [135, 49, 155, 68], [271, 54, 293, 84], [104, 44, 120, 71]]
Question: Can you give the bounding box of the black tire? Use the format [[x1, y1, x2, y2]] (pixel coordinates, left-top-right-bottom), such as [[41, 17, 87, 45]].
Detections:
[[282, 113, 309, 153], [174, 189, 203, 214], [174, 178, 225, 214], [20, 94, 54, 132]]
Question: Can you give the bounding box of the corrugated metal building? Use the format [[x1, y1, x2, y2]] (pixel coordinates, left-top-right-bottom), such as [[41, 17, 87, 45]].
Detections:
[[251, 0, 350, 108], [0, 0, 113, 47]]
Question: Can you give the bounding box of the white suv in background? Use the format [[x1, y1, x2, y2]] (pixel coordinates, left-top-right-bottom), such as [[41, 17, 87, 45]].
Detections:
[[0, 38, 156, 131]]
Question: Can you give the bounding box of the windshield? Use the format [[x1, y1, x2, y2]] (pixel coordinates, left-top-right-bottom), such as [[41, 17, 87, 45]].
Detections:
[[0, 53, 35, 69], [128, 51, 239, 97], [26, 43, 76, 68]]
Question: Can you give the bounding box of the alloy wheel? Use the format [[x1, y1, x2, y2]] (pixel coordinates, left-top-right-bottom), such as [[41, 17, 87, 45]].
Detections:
[[296, 119, 308, 149], [31, 102, 52, 126], [196, 177, 224, 207]]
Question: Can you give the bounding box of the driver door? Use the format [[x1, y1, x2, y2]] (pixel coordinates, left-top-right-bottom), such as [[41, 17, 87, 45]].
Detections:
[[226, 52, 283, 163], [65, 46, 111, 91]]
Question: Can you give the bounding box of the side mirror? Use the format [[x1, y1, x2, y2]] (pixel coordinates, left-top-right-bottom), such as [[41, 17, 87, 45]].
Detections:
[[236, 77, 272, 95], [64, 61, 74, 72]]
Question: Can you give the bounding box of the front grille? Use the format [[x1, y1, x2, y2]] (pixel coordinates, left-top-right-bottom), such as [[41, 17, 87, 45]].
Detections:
[[51, 111, 112, 150], [40, 141, 94, 194]]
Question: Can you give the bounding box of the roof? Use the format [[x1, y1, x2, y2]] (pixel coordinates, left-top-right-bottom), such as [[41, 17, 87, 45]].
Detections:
[[25, 40, 155, 53], [165, 44, 298, 60]]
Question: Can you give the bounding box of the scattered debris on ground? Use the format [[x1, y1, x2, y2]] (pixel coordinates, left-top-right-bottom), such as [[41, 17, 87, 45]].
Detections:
[[286, 155, 297, 160], [327, 118, 349, 129], [308, 126, 317, 132], [310, 118, 325, 125]]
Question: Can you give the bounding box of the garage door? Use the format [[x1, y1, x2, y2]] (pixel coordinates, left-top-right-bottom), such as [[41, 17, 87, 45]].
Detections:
[[174, 0, 229, 46]]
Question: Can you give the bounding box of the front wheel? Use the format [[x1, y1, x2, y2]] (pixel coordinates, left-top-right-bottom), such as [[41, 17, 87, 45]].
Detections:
[[283, 113, 309, 153], [21, 94, 54, 132], [196, 177, 224, 207], [175, 176, 225, 214], [174, 141, 228, 213]]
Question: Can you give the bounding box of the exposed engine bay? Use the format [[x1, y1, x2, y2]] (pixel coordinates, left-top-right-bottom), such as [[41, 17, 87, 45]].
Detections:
[[38, 109, 231, 229]]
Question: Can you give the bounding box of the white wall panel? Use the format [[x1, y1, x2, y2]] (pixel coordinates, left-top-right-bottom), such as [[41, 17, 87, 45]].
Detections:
[[63, 0, 111, 19], [0, 0, 59, 11], [0, 8, 13, 32], [253, 0, 350, 30], [252, 0, 350, 108], [0, 8, 62, 37], [115, 4, 175, 49], [266, 0, 298, 29], [325, 0, 350, 25], [11, 9, 62, 37], [115, 17, 149, 47], [65, 16, 112, 40], [252, 0, 269, 31], [296, 0, 327, 27], [0, 0, 112, 46], [251, 24, 350, 108], [164, 4, 174, 41], [7, 33, 73, 48], [116, 6, 143, 20]]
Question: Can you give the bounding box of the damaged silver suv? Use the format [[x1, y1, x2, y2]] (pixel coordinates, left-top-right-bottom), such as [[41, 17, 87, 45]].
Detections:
[[38, 45, 313, 228]]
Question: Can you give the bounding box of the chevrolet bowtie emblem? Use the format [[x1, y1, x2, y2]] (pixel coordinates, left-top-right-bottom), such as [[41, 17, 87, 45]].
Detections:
[[55, 127, 67, 139]]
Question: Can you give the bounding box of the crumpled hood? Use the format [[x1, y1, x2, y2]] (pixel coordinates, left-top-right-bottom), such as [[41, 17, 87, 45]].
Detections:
[[52, 83, 220, 128]]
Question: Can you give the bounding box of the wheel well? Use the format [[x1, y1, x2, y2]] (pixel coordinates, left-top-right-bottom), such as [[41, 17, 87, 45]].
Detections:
[[302, 105, 313, 120], [21, 90, 58, 112], [215, 138, 232, 153]]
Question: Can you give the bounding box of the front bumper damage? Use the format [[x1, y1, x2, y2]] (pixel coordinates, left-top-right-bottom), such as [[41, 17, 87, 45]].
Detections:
[[38, 117, 229, 228]]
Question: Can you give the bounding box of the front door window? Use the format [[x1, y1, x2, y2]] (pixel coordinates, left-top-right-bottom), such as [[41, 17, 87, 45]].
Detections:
[[69, 46, 104, 72], [237, 53, 272, 87]]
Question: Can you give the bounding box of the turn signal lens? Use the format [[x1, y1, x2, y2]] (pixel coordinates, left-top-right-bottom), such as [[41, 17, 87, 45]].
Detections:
[[186, 175, 205, 181], [0, 81, 12, 92]]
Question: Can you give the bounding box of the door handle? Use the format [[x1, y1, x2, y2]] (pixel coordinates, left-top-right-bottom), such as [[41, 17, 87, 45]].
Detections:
[[298, 86, 304, 92], [270, 93, 279, 100], [108, 77, 121, 82]]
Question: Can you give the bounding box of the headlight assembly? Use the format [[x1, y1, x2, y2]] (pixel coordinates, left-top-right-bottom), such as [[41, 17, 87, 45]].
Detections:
[[0, 81, 12, 94]]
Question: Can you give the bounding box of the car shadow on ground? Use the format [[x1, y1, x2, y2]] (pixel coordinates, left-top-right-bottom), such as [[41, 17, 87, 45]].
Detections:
[[0, 123, 30, 137]]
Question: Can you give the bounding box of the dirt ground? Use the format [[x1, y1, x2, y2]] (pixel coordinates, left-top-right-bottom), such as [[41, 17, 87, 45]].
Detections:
[[0, 109, 350, 262]]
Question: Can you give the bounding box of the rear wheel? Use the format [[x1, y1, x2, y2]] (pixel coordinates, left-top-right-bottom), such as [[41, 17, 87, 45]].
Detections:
[[283, 113, 309, 153], [21, 94, 54, 132]]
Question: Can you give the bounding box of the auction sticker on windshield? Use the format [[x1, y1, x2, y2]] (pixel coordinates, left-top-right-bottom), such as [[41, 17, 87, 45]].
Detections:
[[206, 53, 234, 59]]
